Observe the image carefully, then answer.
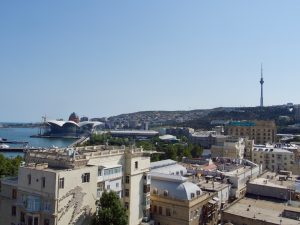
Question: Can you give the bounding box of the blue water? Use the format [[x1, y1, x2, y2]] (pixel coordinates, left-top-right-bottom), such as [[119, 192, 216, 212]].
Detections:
[[0, 128, 75, 158]]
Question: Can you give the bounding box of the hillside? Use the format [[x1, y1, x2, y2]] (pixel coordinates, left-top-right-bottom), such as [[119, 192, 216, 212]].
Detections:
[[108, 105, 296, 130]]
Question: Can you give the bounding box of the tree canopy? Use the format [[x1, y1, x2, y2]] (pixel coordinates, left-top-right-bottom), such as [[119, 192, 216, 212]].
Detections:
[[91, 191, 128, 225], [83, 133, 203, 162], [0, 154, 23, 178]]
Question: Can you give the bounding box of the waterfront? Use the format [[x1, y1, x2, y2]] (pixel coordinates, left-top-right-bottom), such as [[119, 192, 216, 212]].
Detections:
[[0, 127, 74, 158]]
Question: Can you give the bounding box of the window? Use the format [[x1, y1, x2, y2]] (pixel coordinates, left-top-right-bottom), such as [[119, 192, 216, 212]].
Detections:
[[20, 212, 25, 222], [44, 219, 50, 225], [153, 205, 157, 213], [42, 177, 46, 188], [82, 173, 90, 183], [59, 178, 64, 189], [158, 206, 162, 215], [98, 182, 104, 191], [11, 206, 16, 216], [12, 189, 17, 199], [125, 176, 130, 184], [166, 208, 171, 216], [125, 189, 129, 197], [163, 190, 168, 196], [44, 201, 51, 211], [135, 161, 138, 169], [116, 182, 119, 188], [107, 185, 110, 190], [196, 190, 201, 196], [28, 174, 31, 185], [34, 217, 39, 225], [124, 202, 129, 210], [28, 216, 33, 225], [144, 184, 150, 193], [191, 193, 195, 199], [98, 168, 102, 176]]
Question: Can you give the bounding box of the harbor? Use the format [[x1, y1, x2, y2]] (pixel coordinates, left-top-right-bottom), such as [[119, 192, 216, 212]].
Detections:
[[0, 127, 75, 158]]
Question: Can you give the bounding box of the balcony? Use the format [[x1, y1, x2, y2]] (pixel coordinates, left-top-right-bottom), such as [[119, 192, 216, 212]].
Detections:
[[22, 196, 41, 212], [98, 166, 123, 182]]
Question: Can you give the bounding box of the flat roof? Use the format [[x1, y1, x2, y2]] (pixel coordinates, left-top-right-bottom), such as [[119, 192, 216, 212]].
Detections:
[[198, 179, 230, 191], [224, 197, 300, 225], [257, 171, 296, 189]]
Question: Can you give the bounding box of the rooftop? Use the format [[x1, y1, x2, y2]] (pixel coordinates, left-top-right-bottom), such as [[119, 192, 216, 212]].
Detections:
[[151, 172, 203, 201], [197, 179, 230, 192], [256, 171, 297, 189], [24, 145, 151, 169], [223, 197, 300, 225]]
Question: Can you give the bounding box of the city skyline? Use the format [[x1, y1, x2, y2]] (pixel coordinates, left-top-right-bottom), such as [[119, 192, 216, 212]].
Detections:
[[1, 1, 300, 122]]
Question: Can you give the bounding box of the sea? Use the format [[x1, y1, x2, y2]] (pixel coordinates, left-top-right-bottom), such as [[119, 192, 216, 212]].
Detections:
[[0, 128, 75, 158]]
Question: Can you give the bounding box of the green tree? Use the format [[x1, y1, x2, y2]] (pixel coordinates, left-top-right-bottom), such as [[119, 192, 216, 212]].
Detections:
[[191, 145, 203, 158], [91, 191, 128, 225], [0, 154, 23, 178]]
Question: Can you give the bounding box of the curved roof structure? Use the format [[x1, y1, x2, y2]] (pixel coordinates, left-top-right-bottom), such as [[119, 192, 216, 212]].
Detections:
[[47, 120, 79, 127], [151, 172, 202, 200]]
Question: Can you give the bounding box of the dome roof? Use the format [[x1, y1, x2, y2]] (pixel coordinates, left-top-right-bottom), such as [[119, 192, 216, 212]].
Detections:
[[150, 172, 202, 201], [69, 112, 79, 123]]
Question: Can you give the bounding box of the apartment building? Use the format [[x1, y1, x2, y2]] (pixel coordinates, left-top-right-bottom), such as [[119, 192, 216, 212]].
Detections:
[[227, 120, 277, 144], [0, 145, 153, 225], [252, 144, 295, 172]]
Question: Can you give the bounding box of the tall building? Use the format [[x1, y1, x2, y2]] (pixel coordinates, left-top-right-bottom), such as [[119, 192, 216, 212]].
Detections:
[[227, 120, 277, 144], [0, 145, 153, 225], [260, 64, 264, 107]]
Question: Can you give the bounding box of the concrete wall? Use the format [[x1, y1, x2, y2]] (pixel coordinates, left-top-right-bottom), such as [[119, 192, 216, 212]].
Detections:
[[56, 166, 97, 225], [247, 182, 290, 200]]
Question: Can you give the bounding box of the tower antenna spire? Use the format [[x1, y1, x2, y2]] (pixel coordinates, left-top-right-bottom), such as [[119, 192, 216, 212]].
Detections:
[[260, 63, 264, 107]]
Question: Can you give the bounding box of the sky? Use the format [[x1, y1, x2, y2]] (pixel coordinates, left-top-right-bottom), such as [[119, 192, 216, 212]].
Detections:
[[1, 1, 300, 122]]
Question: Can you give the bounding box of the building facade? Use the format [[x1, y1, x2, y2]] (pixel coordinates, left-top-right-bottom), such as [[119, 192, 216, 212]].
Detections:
[[150, 173, 218, 225], [252, 144, 295, 172], [0, 145, 153, 225], [227, 120, 277, 144]]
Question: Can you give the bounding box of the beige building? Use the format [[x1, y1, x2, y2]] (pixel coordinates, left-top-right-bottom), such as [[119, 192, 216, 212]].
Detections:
[[227, 120, 277, 144], [150, 172, 218, 225], [211, 137, 245, 159], [252, 144, 295, 172], [0, 145, 153, 225]]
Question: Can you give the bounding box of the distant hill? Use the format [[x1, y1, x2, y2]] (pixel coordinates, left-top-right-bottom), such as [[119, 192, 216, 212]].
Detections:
[[108, 104, 296, 130]]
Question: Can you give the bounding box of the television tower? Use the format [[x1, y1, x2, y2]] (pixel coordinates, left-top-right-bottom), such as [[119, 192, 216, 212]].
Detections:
[[260, 64, 264, 107]]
